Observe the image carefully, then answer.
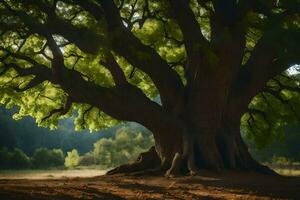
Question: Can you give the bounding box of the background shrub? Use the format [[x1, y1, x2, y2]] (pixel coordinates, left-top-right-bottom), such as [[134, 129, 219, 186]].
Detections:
[[10, 148, 31, 169], [92, 127, 154, 168], [0, 148, 12, 169], [0, 148, 30, 169], [49, 149, 65, 167], [64, 149, 80, 168], [79, 152, 95, 166], [32, 148, 65, 169]]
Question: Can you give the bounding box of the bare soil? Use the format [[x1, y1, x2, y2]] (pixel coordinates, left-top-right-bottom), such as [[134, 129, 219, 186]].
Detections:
[[0, 170, 300, 200]]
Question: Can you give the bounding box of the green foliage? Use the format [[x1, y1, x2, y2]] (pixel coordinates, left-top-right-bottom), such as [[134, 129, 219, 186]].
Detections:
[[79, 152, 94, 166], [49, 149, 65, 167], [31, 148, 64, 169], [64, 149, 80, 169], [271, 156, 292, 165], [242, 72, 300, 148], [0, 107, 118, 155], [0, 0, 189, 131], [0, 147, 65, 170], [10, 148, 31, 169], [246, 124, 300, 162], [92, 127, 154, 168], [0, 148, 11, 169], [66, 125, 155, 169], [0, 148, 30, 169]]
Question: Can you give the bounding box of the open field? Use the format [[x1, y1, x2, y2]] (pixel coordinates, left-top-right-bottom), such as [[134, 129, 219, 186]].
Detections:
[[273, 168, 300, 177], [1, 165, 299, 179], [0, 169, 107, 180], [0, 170, 300, 200]]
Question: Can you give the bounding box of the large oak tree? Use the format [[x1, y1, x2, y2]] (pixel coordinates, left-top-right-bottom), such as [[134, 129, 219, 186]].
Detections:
[[0, 0, 299, 176]]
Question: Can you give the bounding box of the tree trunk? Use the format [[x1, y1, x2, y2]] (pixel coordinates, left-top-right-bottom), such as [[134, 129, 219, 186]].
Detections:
[[107, 60, 277, 177], [107, 111, 276, 176]]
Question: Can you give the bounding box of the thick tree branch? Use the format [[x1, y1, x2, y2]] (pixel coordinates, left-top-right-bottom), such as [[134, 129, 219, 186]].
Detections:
[[1, 43, 159, 125], [5, 0, 185, 113], [168, 0, 208, 56], [212, 0, 238, 25], [209, 0, 246, 85], [1, 1, 103, 54], [247, 108, 271, 134], [42, 97, 73, 121], [67, 0, 104, 20], [100, 52, 128, 86], [0, 61, 52, 95], [98, 0, 185, 112], [262, 87, 299, 120], [1, 62, 51, 79], [228, 22, 300, 114], [14, 77, 45, 92]]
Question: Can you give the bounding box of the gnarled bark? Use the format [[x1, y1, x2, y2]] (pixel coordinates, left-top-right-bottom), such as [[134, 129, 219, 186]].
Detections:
[[107, 113, 276, 176]]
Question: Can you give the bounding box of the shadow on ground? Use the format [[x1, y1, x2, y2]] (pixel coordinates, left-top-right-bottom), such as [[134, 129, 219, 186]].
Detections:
[[0, 171, 300, 200]]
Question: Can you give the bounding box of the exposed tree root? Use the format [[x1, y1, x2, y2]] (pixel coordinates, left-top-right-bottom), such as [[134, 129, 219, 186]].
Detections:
[[107, 134, 278, 177], [106, 146, 161, 175], [165, 153, 183, 177], [217, 134, 278, 175]]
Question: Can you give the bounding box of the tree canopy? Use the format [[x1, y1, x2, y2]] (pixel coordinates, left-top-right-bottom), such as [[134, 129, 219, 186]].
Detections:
[[0, 0, 299, 171]]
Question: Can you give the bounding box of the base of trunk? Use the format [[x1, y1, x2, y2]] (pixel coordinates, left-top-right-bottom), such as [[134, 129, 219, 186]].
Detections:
[[106, 146, 162, 175], [106, 135, 277, 177]]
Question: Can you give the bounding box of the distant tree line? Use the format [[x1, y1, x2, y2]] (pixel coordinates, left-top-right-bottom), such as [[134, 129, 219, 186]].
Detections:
[[0, 127, 154, 170], [0, 108, 152, 156], [79, 127, 154, 169], [0, 108, 115, 155], [1, 109, 300, 170], [0, 148, 64, 169], [62, 126, 154, 169]]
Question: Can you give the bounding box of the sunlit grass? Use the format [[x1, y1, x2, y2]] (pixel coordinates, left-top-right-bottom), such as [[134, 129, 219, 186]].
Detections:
[[272, 168, 300, 176], [0, 168, 107, 179], [265, 156, 300, 177]]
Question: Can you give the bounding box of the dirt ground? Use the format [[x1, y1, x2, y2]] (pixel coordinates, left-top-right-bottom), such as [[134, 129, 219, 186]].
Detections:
[[0, 170, 300, 200]]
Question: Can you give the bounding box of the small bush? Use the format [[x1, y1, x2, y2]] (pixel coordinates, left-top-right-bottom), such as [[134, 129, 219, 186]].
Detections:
[[65, 149, 80, 168]]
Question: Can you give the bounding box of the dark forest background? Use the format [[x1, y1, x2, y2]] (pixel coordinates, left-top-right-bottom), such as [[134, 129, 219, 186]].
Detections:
[[0, 107, 115, 155]]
